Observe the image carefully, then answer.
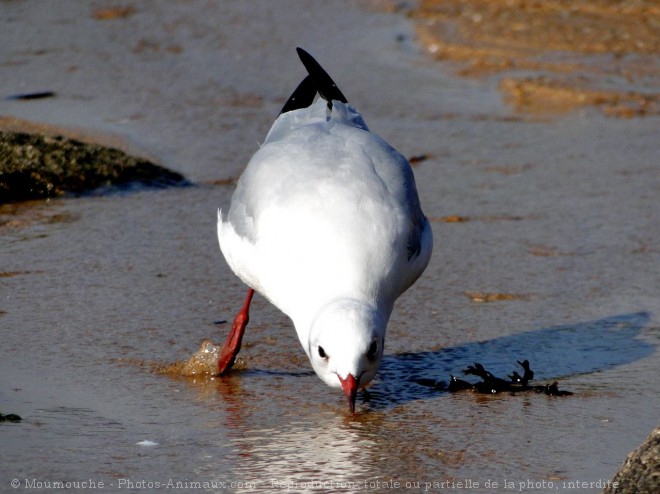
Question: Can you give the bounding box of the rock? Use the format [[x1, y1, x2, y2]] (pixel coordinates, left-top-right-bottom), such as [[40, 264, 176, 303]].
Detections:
[[0, 412, 22, 422], [0, 131, 188, 203], [604, 427, 660, 494]]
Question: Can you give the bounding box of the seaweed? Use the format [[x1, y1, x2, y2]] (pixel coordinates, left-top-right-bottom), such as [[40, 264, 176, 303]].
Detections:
[[429, 359, 573, 396]]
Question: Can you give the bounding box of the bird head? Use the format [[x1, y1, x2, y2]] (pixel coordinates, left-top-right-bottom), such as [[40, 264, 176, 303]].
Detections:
[[307, 299, 385, 413]]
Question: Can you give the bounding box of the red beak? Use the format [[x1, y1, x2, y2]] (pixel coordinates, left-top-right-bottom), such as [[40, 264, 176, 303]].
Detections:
[[338, 373, 358, 413]]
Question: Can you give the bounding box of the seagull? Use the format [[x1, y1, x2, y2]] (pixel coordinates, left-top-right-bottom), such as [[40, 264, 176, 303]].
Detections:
[[216, 48, 432, 412]]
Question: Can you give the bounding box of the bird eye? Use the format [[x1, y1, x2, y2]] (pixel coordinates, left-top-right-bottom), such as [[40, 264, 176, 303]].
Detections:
[[367, 340, 378, 359], [318, 346, 327, 359]]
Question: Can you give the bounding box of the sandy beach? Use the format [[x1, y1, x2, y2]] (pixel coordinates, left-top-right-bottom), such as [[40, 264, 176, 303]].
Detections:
[[1, 1, 659, 492]]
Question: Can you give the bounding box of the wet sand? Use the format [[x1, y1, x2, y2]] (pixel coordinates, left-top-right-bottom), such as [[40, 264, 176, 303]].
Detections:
[[414, 0, 660, 116], [1, 1, 659, 492]]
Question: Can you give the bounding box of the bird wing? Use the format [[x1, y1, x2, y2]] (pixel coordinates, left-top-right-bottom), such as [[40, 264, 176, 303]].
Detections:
[[219, 100, 431, 323]]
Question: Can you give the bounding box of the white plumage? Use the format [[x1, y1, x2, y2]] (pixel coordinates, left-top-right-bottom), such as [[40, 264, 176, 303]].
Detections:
[[217, 49, 432, 412]]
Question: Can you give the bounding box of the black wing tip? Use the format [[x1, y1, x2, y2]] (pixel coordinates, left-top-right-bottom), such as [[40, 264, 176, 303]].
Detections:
[[279, 75, 316, 115], [295, 48, 323, 79], [297, 47, 348, 105], [296, 47, 312, 63], [279, 47, 348, 114]]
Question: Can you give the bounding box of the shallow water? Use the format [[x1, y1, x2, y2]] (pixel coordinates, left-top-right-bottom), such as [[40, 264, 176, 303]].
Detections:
[[2, 1, 659, 493], [2, 188, 657, 494]]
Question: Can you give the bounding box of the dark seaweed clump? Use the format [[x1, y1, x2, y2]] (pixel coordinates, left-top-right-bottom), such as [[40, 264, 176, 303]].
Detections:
[[0, 131, 188, 203], [419, 359, 573, 396]]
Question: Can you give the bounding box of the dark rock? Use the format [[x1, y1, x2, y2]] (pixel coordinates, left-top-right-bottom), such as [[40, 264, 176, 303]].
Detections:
[[604, 427, 660, 494], [0, 131, 189, 203], [6, 91, 56, 101], [0, 412, 22, 422]]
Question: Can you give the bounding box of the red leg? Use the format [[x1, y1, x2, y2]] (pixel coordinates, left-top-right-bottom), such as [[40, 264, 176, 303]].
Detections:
[[217, 288, 254, 376]]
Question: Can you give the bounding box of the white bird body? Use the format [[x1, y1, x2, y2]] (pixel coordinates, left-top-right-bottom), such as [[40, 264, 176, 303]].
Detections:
[[216, 49, 432, 411]]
